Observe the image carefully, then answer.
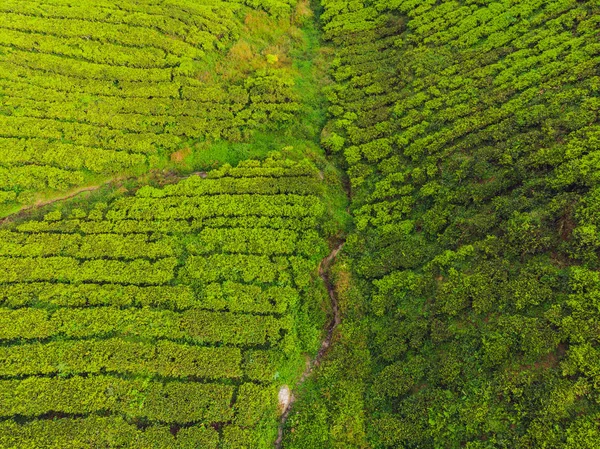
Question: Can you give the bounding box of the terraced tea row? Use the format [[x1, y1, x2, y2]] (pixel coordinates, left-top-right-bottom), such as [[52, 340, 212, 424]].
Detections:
[[0, 282, 297, 313], [0, 158, 330, 447]]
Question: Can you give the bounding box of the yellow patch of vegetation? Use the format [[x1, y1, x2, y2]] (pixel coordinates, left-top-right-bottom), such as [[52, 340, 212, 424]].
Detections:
[[170, 147, 191, 163]]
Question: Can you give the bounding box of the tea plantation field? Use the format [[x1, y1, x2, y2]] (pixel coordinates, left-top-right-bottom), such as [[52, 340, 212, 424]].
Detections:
[[285, 0, 600, 448], [0, 0, 307, 211], [0, 158, 333, 448], [2, 0, 600, 448]]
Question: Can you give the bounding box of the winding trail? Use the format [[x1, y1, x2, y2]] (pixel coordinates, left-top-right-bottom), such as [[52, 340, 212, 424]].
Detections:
[[25, 185, 105, 209], [0, 183, 109, 225], [274, 240, 345, 448], [0, 172, 208, 225]]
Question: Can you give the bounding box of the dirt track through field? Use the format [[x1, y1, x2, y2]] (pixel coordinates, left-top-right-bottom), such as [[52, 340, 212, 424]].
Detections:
[[0, 183, 109, 226], [274, 240, 345, 448]]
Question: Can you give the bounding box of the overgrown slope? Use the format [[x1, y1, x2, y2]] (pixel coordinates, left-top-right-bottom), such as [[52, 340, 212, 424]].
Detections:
[[286, 0, 600, 448]]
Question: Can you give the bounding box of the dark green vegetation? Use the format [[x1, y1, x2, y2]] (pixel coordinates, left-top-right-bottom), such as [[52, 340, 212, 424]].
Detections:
[[284, 0, 600, 448], [0, 157, 339, 448]]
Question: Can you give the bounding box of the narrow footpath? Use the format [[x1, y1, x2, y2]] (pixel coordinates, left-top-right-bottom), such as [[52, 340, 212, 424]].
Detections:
[[274, 240, 345, 448]]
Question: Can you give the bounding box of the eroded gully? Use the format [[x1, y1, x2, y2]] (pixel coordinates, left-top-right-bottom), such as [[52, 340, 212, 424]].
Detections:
[[274, 240, 345, 448]]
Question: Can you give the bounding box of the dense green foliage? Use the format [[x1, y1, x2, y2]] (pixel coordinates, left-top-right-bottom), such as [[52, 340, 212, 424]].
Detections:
[[285, 0, 600, 448], [0, 158, 333, 448], [3, 0, 600, 447]]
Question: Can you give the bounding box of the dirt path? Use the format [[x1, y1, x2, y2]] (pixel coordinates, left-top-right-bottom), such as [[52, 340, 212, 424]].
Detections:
[[274, 240, 345, 448], [28, 185, 104, 209], [0, 171, 212, 226], [0, 183, 115, 226]]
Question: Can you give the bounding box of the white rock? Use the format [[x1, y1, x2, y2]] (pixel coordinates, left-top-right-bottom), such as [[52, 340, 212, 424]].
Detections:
[[278, 385, 292, 413]]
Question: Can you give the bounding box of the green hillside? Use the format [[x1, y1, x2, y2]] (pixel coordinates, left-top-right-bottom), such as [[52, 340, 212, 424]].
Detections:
[[285, 0, 600, 448], [1, 0, 600, 448], [0, 0, 317, 213], [0, 157, 335, 448]]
